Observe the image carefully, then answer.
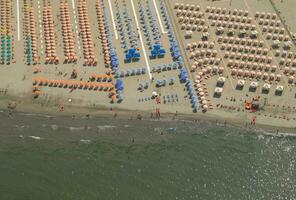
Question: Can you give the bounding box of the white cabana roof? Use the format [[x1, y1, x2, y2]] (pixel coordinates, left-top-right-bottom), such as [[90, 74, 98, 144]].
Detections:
[[276, 85, 284, 92], [185, 30, 193, 36], [217, 76, 226, 83], [152, 91, 158, 96], [273, 40, 280, 46], [250, 81, 258, 88], [214, 87, 223, 94], [263, 83, 271, 90], [237, 79, 245, 86]]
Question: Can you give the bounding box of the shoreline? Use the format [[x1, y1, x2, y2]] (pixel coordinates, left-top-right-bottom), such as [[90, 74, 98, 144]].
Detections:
[[1, 96, 295, 135]]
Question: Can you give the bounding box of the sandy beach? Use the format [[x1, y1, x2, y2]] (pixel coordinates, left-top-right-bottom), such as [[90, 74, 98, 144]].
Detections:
[[0, 0, 296, 132]]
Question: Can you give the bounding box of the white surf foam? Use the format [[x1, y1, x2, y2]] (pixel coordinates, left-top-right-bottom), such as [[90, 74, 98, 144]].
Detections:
[[28, 136, 41, 140], [97, 125, 116, 131], [69, 127, 85, 132], [79, 139, 91, 144]]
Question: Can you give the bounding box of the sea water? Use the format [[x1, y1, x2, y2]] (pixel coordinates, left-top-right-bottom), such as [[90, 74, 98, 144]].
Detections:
[[0, 111, 295, 199]]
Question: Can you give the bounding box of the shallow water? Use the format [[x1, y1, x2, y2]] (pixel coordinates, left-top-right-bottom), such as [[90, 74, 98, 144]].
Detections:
[[0, 111, 295, 199]]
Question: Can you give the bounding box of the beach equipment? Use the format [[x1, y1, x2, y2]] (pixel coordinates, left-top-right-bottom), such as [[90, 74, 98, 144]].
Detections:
[[275, 85, 284, 92], [214, 87, 223, 95], [179, 68, 188, 82], [150, 44, 166, 58], [250, 82, 258, 89], [43, 4, 59, 64], [115, 79, 124, 91], [262, 83, 271, 92], [217, 77, 226, 85], [60, 2, 77, 63], [125, 48, 141, 62], [237, 79, 245, 88], [288, 76, 294, 83], [152, 91, 158, 97]]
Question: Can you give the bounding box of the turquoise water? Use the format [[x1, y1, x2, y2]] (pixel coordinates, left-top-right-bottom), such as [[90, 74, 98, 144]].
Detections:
[[0, 111, 295, 199]]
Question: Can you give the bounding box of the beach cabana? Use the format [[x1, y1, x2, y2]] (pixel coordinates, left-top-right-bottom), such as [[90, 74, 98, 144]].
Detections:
[[214, 87, 223, 96], [237, 79, 245, 88], [275, 85, 284, 93], [262, 83, 271, 92], [217, 76, 226, 85], [250, 82, 258, 89]]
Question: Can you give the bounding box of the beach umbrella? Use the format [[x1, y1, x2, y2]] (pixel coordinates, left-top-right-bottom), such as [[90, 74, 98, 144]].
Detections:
[[284, 67, 290, 73], [270, 73, 275, 80], [288, 76, 294, 83]]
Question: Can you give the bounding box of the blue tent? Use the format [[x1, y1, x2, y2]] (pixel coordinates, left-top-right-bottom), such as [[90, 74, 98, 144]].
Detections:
[[134, 52, 140, 59], [125, 48, 141, 61], [125, 53, 132, 60], [150, 45, 166, 57]]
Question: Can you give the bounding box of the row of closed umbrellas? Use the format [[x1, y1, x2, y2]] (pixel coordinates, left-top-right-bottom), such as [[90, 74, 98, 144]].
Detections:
[[266, 33, 290, 43], [33, 77, 115, 91], [43, 5, 59, 64], [159, 0, 183, 63], [221, 44, 269, 55], [230, 69, 282, 81], [152, 62, 181, 73], [123, 7, 138, 50], [219, 35, 265, 46], [283, 67, 296, 75], [114, 67, 146, 78], [96, 0, 111, 66], [114, 0, 137, 52], [0, 0, 13, 65], [60, 2, 78, 63], [165, 0, 207, 112], [227, 60, 276, 71], [78, 0, 97, 66], [225, 52, 272, 64], [90, 73, 113, 82], [208, 13, 252, 24], [94, 0, 120, 101], [24, 4, 38, 65], [139, 2, 162, 50], [115, 2, 128, 50]]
